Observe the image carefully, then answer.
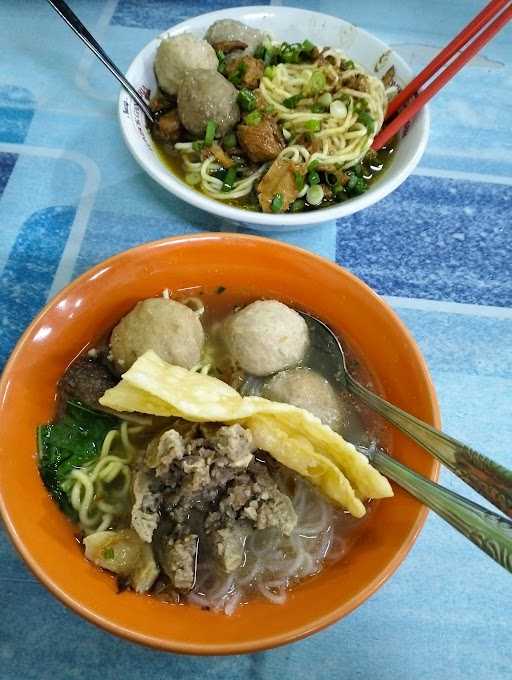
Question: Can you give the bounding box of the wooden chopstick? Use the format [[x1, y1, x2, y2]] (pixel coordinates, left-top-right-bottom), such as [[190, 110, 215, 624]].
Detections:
[[372, 0, 512, 151]]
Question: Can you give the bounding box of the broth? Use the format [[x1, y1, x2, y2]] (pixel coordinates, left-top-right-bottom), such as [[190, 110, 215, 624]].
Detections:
[[43, 288, 386, 614]]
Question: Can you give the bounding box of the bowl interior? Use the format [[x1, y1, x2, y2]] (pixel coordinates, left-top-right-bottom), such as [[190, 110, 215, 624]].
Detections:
[[0, 234, 439, 654], [119, 5, 429, 230]]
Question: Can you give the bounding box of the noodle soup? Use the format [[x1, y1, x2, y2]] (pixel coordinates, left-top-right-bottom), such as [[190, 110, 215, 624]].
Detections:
[[37, 288, 391, 614], [149, 19, 398, 214]]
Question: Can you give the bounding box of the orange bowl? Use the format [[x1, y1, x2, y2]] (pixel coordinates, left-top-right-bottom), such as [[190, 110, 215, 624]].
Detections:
[[0, 234, 439, 654]]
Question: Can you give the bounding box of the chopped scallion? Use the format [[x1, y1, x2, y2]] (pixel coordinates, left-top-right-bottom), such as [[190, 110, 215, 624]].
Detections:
[[358, 110, 375, 133], [223, 132, 237, 149], [346, 174, 368, 196], [318, 92, 332, 108], [291, 198, 305, 212], [204, 120, 216, 146], [308, 70, 326, 94], [271, 192, 284, 213], [237, 88, 256, 112], [304, 119, 321, 132], [222, 166, 238, 192], [308, 159, 320, 172], [103, 547, 115, 560], [283, 93, 303, 109], [294, 171, 304, 191], [308, 170, 320, 185], [301, 39, 315, 53], [244, 110, 262, 126], [263, 65, 276, 79], [306, 184, 324, 206], [192, 140, 204, 152]]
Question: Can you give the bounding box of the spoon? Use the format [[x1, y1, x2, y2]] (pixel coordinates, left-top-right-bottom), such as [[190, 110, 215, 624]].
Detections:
[[301, 312, 512, 519], [358, 443, 512, 573], [47, 0, 154, 123]]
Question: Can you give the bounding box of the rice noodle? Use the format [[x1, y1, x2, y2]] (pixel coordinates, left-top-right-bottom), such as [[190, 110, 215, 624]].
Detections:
[[180, 470, 356, 615]]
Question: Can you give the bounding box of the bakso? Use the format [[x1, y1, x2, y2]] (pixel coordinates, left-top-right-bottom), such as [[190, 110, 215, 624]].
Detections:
[[150, 22, 398, 214], [177, 69, 240, 137], [223, 300, 308, 376], [154, 33, 218, 96], [205, 19, 265, 57], [263, 367, 347, 433], [37, 290, 393, 614], [110, 298, 204, 372]]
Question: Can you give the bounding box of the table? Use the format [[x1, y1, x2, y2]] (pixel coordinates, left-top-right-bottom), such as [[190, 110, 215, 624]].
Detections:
[[1, 1, 511, 678]]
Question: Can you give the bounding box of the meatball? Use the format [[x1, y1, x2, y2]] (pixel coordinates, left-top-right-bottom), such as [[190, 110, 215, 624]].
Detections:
[[205, 19, 265, 57], [223, 300, 308, 377], [58, 356, 117, 412], [262, 367, 348, 433], [110, 298, 204, 373], [154, 33, 218, 96], [177, 69, 240, 137]]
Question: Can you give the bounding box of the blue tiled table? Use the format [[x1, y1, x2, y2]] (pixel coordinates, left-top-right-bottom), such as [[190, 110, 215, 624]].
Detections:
[[1, 2, 511, 678]]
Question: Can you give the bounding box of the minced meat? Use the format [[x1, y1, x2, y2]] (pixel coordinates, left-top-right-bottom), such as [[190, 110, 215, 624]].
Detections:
[[132, 420, 298, 589]]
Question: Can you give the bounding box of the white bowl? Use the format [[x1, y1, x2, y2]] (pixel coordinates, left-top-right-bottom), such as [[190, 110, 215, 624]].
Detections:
[[119, 5, 429, 231]]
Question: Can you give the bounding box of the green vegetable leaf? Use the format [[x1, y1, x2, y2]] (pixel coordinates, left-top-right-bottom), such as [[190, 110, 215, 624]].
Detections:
[[38, 401, 118, 516]]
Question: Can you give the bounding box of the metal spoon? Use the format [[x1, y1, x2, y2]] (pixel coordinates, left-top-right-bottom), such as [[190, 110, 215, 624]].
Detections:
[[47, 0, 154, 123], [359, 443, 512, 573], [301, 311, 512, 519]]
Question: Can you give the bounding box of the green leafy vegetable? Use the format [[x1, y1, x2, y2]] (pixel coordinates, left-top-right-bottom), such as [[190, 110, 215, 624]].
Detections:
[[291, 198, 305, 212], [237, 88, 257, 112], [38, 402, 118, 516]]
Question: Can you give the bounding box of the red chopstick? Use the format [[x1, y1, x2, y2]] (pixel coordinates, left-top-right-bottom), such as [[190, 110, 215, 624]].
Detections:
[[372, 0, 512, 150], [385, 0, 509, 120]]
